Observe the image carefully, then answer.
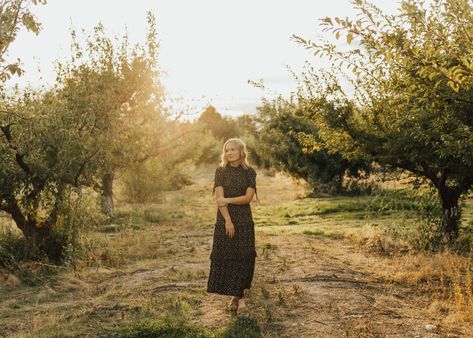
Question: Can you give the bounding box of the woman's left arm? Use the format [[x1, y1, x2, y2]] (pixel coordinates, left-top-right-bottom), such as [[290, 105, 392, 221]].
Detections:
[[218, 187, 255, 205]]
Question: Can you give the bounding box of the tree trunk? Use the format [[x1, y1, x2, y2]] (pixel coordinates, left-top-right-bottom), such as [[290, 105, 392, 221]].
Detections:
[[101, 173, 114, 217], [437, 187, 461, 245], [4, 198, 60, 259]]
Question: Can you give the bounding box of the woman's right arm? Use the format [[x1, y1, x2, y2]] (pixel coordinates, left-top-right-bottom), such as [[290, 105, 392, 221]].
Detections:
[[214, 186, 235, 238]]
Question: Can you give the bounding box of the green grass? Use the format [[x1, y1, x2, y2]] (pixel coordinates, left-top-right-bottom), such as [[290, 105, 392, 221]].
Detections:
[[115, 298, 263, 338], [253, 188, 473, 241], [218, 317, 263, 338], [302, 230, 344, 240], [116, 317, 263, 338], [117, 318, 211, 338]]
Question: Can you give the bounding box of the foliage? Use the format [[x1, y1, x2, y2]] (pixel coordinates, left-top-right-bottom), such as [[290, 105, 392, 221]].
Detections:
[[0, 0, 46, 82], [0, 226, 27, 267], [0, 12, 176, 258], [121, 157, 194, 203], [117, 298, 211, 338], [47, 187, 103, 266], [251, 97, 370, 193], [117, 319, 211, 338], [292, 0, 473, 244], [193, 106, 243, 164], [0, 88, 104, 260], [197, 105, 241, 141], [116, 311, 262, 338], [119, 117, 202, 201], [192, 129, 223, 165], [54, 14, 169, 216]]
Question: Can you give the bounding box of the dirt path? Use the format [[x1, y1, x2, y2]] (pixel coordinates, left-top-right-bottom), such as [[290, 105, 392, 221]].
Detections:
[[198, 232, 465, 338]]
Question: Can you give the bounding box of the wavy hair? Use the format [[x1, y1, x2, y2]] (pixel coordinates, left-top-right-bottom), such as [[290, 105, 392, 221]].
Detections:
[[219, 138, 250, 168]]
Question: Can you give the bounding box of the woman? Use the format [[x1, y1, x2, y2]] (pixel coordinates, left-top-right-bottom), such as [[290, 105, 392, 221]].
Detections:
[[207, 138, 258, 315]]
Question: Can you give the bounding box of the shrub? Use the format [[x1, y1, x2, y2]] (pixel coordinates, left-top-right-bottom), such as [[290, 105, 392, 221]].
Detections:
[[121, 158, 193, 203]]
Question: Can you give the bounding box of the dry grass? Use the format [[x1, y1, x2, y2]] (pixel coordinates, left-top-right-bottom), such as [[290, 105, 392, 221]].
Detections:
[[1, 164, 472, 337], [379, 252, 473, 324]]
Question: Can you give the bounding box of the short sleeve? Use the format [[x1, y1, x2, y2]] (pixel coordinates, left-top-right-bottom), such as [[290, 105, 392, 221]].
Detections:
[[213, 167, 224, 192], [247, 167, 257, 190]]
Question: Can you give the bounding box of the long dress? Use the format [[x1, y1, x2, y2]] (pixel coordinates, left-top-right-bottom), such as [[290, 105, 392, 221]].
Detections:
[[207, 164, 257, 297]]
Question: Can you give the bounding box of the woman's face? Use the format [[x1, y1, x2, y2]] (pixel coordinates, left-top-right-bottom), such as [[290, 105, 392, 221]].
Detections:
[[225, 142, 241, 163]]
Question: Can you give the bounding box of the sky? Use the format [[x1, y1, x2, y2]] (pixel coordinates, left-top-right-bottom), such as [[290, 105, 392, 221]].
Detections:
[[6, 0, 402, 119]]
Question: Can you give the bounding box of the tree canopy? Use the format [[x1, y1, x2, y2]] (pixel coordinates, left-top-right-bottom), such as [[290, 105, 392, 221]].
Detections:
[[0, 0, 46, 82], [293, 0, 473, 244], [253, 97, 370, 193]]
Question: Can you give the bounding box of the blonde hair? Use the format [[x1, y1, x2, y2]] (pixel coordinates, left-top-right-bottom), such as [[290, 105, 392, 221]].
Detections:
[[219, 138, 250, 168], [215, 138, 259, 202]]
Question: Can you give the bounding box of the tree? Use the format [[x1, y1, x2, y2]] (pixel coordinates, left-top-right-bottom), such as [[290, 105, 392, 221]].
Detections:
[[0, 0, 46, 82], [0, 88, 101, 259], [194, 105, 242, 164], [0, 12, 180, 259], [253, 97, 369, 193], [293, 0, 473, 244], [120, 119, 201, 203], [197, 105, 241, 141], [56, 13, 167, 216]]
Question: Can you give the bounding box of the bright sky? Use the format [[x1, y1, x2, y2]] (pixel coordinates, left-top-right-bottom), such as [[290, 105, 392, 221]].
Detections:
[[7, 0, 401, 119]]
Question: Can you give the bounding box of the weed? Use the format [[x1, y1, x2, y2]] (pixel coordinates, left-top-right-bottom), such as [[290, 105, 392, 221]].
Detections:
[[277, 289, 287, 306], [292, 283, 304, 299]]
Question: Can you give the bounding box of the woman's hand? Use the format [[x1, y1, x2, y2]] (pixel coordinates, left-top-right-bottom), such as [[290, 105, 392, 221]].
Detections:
[[225, 219, 235, 238], [216, 197, 228, 207]]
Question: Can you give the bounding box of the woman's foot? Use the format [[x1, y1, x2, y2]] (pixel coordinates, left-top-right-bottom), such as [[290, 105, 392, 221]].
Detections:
[[236, 298, 248, 316], [227, 296, 239, 312]]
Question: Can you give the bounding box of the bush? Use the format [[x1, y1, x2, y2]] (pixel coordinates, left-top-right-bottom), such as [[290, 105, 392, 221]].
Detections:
[[0, 227, 28, 267], [47, 188, 103, 266], [121, 158, 193, 203], [0, 188, 103, 267], [193, 130, 222, 165]]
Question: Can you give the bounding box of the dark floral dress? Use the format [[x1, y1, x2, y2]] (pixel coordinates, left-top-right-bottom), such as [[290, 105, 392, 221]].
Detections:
[[207, 164, 257, 297]]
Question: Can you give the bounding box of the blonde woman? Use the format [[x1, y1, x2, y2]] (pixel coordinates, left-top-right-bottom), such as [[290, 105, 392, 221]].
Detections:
[[207, 138, 258, 315]]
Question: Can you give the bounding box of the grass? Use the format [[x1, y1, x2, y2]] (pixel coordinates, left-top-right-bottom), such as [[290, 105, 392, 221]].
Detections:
[[1, 165, 473, 336], [115, 296, 263, 338], [302, 230, 344, 240], [117, 318, 211, 338]]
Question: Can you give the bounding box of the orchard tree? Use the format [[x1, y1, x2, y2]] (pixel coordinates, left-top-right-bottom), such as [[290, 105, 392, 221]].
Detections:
[[0, 0, 46, 82], [293, 0, 473, 244], [194, 105, 242, 164], [0, 88, 102, 259], [0, 11, 180, 259], [254, 97, 370, 193], [197, 105, 241, 141], [56, 13, 167, 216]]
